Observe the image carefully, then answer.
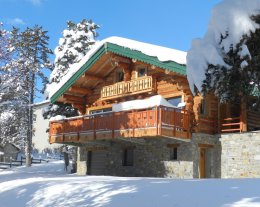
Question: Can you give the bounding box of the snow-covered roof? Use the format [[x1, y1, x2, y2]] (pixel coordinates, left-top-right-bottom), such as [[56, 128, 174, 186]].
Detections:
[[112, 95, 176, 112], [187, 0, 260, 94], [47, 36, 187, 102]]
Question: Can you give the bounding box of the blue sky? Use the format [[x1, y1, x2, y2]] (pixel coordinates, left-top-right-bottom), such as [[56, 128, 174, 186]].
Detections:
[[0, 0, 222, 101]]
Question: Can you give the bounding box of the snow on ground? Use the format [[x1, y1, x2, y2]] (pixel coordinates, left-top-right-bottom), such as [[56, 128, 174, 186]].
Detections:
[[0, 161, 260, 207]]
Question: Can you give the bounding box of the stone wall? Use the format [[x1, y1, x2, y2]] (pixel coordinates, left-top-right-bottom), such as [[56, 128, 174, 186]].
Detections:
[[76, 133, 221, 178], [192, 133, 221, 178], [221, 131, 260, 178]]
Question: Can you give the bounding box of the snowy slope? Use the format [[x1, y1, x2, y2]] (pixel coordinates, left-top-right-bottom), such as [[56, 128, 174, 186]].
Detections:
[[0, 161, 260, 207], [187, 0, 260, 94], [46, 36, 187, 100]]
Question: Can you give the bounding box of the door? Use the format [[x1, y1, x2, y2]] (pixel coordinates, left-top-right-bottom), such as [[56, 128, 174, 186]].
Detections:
[[88, 151, 107, 175], [200, 148, 206, 178], [87, 151, 92, 175]]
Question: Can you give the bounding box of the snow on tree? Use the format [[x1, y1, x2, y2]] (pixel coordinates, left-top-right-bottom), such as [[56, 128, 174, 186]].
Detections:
[[43, 19, 99, 119], [187, 0, 260, 105], [1, 25, 53, 166]]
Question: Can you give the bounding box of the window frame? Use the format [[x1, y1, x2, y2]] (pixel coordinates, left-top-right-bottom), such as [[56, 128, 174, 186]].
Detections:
[[167, 96, 183, 107], [167, 144, 180, 161], [122, 148, 134, 166], [136, 67, 147, 78]]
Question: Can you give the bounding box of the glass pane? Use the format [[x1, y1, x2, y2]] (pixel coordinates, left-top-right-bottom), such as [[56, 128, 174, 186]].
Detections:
[[167, 96, 182, 106], [138, 68, 146, 77]]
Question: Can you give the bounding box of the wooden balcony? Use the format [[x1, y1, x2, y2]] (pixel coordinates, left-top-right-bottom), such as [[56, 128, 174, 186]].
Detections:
[[101, 76, 154, 100], [49, 106, 192, 144]]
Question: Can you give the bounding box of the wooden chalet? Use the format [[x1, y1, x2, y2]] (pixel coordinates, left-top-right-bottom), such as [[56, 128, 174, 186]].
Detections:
[[49, 37, 193, 144], [48, 37, 260, 178]]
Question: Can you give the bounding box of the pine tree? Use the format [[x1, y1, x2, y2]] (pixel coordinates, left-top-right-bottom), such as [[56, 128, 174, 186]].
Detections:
[[0, 23, 23, 146], [202, 14, 260, 108], [43, 19, 99, 119], [4, 25, 53, 166]]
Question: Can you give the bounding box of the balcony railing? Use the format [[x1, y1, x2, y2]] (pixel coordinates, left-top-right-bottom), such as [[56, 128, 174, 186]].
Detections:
[[101, 76, 154, 100], [49, 106, 192, 144]]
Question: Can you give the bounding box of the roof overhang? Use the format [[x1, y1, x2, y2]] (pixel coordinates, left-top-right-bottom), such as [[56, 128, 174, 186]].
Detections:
[[50, 42, 186, 103]]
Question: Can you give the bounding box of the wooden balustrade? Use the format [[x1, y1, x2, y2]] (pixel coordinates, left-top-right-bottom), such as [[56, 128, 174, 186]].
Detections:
[[101, 76, 153, 100], [49, 106, 192, 144], [221, 117, 242, 133]]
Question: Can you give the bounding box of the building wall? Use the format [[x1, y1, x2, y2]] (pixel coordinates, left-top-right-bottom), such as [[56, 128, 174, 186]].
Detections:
[[77, 133, 221, 178], [221, 131, 260, 178], [3, 144, 19, 162], [32, 102, 60, 153]]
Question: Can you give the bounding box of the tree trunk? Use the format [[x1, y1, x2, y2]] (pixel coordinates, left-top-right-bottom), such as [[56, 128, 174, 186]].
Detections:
[[25, 72, 35, 167]]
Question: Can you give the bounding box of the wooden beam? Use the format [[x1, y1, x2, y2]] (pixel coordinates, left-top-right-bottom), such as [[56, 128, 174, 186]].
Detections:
[[167, 144, 180, 148], [63, 94, 85, 103], [198, 144, 214, 148], [111, 55, 131, 64], [69, 86, 92, 95], [82, 73, 104, 81]]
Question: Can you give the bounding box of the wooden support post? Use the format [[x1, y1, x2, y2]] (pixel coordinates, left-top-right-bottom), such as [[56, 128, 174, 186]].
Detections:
[[159, 107, 162, 136], [132, 110, 135, 137]]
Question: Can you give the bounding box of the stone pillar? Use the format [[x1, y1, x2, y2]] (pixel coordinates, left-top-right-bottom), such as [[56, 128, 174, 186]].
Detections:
[[77, 146, 87, 175]]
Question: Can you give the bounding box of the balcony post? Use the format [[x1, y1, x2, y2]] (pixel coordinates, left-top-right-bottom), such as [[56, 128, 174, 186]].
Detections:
[[132, 110, 135, 137], [159, 106, 162, 136]]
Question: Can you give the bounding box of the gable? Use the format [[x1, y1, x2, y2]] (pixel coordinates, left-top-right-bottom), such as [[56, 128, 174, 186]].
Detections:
[[50, 39, 187, 103]]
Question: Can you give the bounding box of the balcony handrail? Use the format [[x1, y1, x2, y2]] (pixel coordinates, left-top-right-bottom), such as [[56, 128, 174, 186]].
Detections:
[[101, 76, 153, 99], [221, 116, 242, 133], [49, 105, 193, 140], [49, 105, 188, 123]]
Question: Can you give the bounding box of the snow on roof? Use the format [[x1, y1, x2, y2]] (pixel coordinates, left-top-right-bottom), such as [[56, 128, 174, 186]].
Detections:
[[112, 95, 176, 112], [187, 0, 260, 94], [32, 100, 50, 108], [47, 36, 187, 100]]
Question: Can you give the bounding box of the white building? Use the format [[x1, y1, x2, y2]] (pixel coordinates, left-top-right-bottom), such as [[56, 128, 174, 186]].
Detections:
[[32, 101, 60, 153]]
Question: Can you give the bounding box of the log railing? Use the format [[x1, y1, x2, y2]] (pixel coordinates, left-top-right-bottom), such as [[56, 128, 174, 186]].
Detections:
[[221, 117, 242, 133], [101, 76, 153, 100], [49, 106, 192, 144]]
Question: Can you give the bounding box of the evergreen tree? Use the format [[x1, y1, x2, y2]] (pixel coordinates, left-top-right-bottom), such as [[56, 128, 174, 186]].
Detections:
[[202, 15, 260, 108], [3, 25, 53, 166], [43, 19, 99, 119], [0, 23, 24, 146]]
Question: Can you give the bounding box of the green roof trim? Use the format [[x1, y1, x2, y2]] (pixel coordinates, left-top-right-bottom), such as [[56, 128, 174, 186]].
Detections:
[[106, 43, 186, 75], [50, 45, 107, 103], [51, 42, 187, 103]]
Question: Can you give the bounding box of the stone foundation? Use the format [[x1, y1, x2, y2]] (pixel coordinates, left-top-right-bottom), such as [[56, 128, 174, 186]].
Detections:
[[221, 131, 260, 178], [77, 133, 221, 178]]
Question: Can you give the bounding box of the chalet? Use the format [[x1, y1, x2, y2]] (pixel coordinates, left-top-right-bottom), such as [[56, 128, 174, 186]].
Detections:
[[48, 36, 260, 178]]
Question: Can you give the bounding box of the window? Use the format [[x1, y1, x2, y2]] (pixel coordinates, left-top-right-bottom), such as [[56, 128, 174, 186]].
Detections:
[[116, 71, 124, 82], [167, 96, 182, 107], [90, 108, 112, 115], [122, 148, 134, 166], [200, 99, 206, 115], [170, 147, 178, 160], [137, 68, 147, 77]]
